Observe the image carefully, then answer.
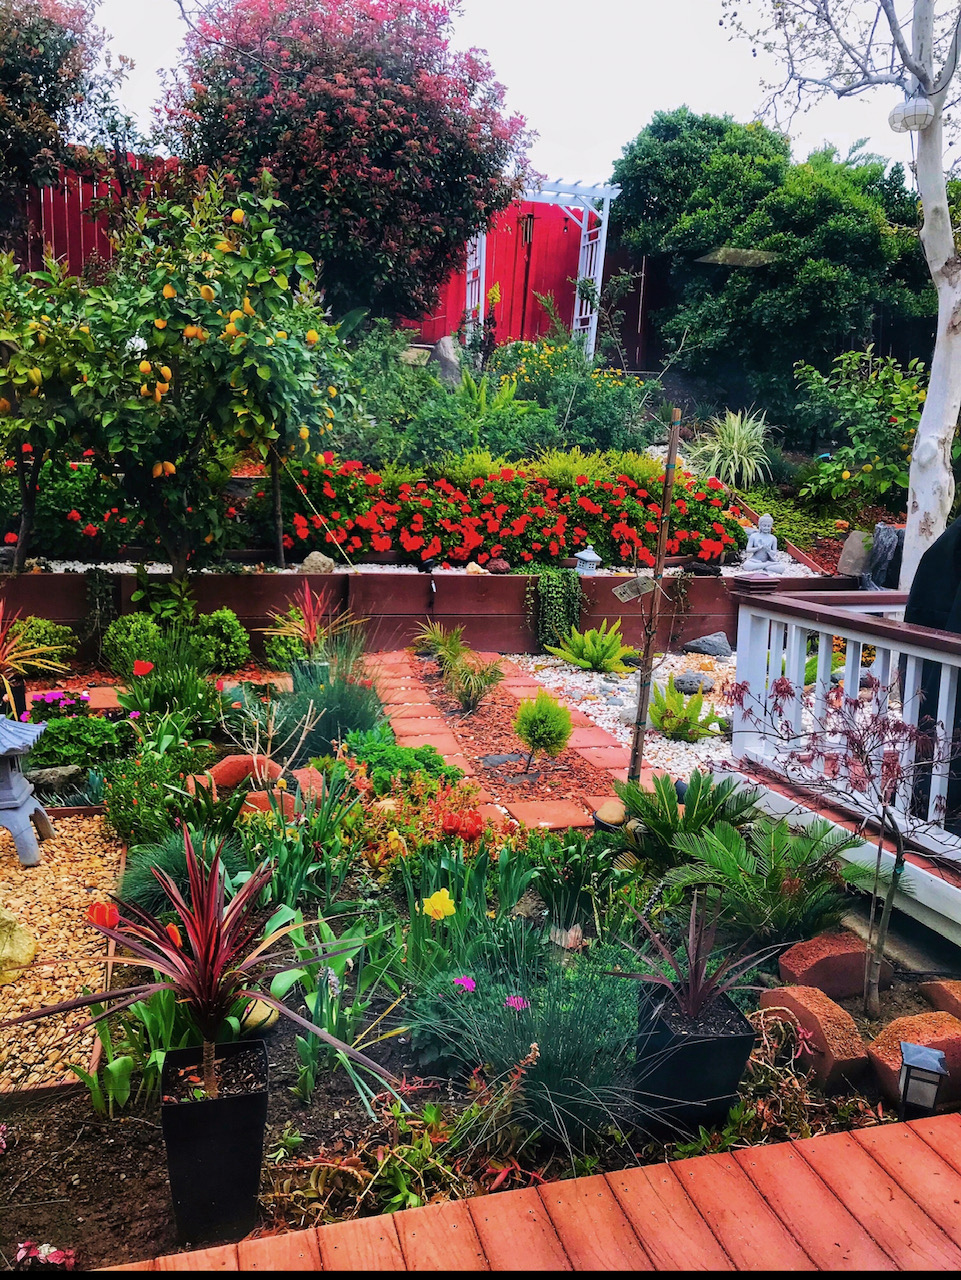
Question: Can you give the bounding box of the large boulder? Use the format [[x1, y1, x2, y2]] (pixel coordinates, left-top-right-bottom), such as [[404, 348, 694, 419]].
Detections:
[[760, 986, 868, 1091], [779, 930, 892, 1000], [868, 1011, 961, 1104], [836, 530, 873, 577], [427, 334, 463, 388], [681, 631, 732, 658], [25, 765, 82, 791], [0, 906, 37, 986]]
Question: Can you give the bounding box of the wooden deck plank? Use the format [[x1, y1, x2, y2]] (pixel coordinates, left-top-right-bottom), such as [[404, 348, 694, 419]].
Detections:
[[467, 1188, 572, 1272], [908, 1112, 961, 1175], [605, 1165, 735, 1271], [315, 1215, 406, 1271], [852, 1124, 961, 1249], [235, 1230, 323, 1271], [154, 1244, 239, 1270], [537, 1175, 652, 1270], [669, 1152, 816, 1271], [394, 1199, 489, 1271], [732, 1143, 896, 1271], [794, 1130, 961, 1269]]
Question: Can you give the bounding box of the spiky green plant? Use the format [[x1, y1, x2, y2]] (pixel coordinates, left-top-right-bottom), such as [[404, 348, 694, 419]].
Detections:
[[649, 673, 721, 742], [614, 770, 760, 873], [545, 619, 638, 673], [687, 408, 771, 490], [444, 657, 504, 713], [411, 620, 468, 671], [667, 817, 872, 946]]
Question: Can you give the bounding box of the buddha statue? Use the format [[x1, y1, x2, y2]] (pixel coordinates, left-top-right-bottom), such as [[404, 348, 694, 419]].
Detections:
[[741, 513, 785, 574]]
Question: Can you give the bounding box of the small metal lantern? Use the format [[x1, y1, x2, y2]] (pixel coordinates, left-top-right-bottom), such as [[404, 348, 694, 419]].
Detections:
[[898, 1041, 949, 1119], [574, 544, 603, 576]]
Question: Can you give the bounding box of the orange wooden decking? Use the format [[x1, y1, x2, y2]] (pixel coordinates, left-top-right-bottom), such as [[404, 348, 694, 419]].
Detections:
[[106, 1114, 961, 1271]]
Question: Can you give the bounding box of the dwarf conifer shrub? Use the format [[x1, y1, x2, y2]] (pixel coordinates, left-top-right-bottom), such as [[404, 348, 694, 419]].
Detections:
[[514, 689, 572, 771]]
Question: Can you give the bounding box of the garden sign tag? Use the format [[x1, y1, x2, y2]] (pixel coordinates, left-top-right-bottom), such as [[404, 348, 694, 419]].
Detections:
[[612, 575, 657, 604]]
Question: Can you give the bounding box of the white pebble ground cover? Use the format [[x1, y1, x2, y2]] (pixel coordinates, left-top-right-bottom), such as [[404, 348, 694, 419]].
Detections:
[[511, 650, 739, 778]]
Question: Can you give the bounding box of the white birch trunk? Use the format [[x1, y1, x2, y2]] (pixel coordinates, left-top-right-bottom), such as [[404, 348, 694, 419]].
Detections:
[[900, 2, 961, 587]]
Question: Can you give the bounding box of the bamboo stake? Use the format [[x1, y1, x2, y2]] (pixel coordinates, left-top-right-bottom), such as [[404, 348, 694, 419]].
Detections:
[[628, 408, 682, 782]]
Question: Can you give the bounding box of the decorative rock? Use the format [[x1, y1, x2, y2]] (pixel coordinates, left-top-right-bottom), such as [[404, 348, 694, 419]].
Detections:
[[241, 998, 280, 1033], [868, 1011, 961, 1104], [759, 986, 868, 1091], [607, 697, 625, 706], [427, 334, 463, 388], [919, 979, 961, 1020], [242, 789, 298, 816], [836, 530, 873, 577], [779, 931, 892, 1000], [25, 765, 82, 790], [594, 799, 626, 826], [291, 766, 326, 797], [466, 561, 487, 575], [0, 905, 37, 986], [300, 550, 335, 574], [209, 754, 283, 789], [682, 631, 732, 658], [672, 671, 715, 695], [487, 558, 511, 575], [184, 773, 217, 799]]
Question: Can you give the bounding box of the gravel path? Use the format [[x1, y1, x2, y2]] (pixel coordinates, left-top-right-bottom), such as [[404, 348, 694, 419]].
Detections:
[[0, 816, 124, 1092], [510, 651, 739, 779]]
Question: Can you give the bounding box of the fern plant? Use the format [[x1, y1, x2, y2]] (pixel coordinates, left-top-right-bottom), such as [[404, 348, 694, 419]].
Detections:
[[686, 408, 771, 490], [546, 619, 638, 673], [649, 674, 721, 742], [444, 658, 504, 713], [514, 689, 572, 772], [614, 770, 760, 873], [668, 817, 872, 946]]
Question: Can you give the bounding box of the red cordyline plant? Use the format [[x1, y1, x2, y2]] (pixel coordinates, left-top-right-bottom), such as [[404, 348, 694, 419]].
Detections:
[[1, 833, 390, 1099], [611, 893, 773, 1020]]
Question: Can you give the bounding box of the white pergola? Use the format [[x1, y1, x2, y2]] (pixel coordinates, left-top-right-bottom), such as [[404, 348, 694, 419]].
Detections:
[[465, 179, 621, 359]]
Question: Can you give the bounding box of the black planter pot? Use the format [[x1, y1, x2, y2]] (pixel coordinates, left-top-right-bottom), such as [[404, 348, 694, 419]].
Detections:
[[161, 1039, 269, 1245], [635, 994, 755, 1137], [6, 677, 26, 719]]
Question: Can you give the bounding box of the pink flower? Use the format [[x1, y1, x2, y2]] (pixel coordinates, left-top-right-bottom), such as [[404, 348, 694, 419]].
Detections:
[[504, 995, 529, 1011], [453, 975, 476, 992]]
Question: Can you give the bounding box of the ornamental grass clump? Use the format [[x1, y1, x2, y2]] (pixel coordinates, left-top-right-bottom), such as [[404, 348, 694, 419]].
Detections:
[[513, 689, 572, 772], [1, 833, 388, 1100], [444, 657, 504, 713]]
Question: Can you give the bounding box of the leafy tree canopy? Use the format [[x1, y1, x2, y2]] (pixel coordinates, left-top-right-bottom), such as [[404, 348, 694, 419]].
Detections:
[[611, 107, 933, 418], [164, 0, 530, 321]]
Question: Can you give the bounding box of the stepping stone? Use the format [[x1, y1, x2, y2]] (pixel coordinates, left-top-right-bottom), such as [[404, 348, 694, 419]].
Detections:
[[504, 799, 593, 829], [576, 746, 632, 770], [478, 804, 511, 827], [500, 682, 542, 700], [443, 753, 476, 776], [568, 727, 618, 749], [392, 731, 463, 756], [85, 686, 122, 712], [388, 704, 444, 721]]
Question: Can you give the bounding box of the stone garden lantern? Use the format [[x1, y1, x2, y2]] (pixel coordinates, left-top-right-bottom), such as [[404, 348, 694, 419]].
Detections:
[[574, 544, 603, 576], [0, 719, 54, 867]]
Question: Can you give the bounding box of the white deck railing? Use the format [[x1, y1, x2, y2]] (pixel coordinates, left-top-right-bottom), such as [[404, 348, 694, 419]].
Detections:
[[731, 588, 961, 861]]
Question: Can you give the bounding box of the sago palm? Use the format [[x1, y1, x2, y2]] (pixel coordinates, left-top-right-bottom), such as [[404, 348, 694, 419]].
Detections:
[[613, 770, 761, 872]]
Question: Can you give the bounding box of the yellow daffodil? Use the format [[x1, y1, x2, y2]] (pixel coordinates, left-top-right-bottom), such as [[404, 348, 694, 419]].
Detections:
[[421, 888, 456, 920], [386, 828, 408, 858]]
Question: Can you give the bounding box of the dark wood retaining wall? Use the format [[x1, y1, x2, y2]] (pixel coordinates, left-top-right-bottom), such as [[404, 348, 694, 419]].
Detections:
[[0, 570, 856, 655]]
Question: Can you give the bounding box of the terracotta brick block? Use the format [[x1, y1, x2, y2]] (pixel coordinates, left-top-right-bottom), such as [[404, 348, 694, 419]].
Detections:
[[291, 766, 326, 797], [760, 986, 868, 1090], [504, 799, 593, 830], [392, 731, 462, 756], [576, 745, 632, 771], [209, 753, 282, 789], [85, 685, 122, 711], [919, 980, 961, 1021], [868, 1012, 961, 1103], [443, 754, 476, 776], [242, 789, 298, 816], [387, 703, 443, 721], [568, 726, 619, 749], [779, 931, 892, 1000], [500, 682, 542, 701], [478, 804, 511, 828], [184, 773, 217, 800]]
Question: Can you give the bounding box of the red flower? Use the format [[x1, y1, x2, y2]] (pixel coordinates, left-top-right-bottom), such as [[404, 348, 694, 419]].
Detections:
[[132, 660, 155, 677], [87, 902, 119, 929], [21, 443, 32, 454], [82, 523, 97, 537], [441, 812, 461, 837], [3, 533, 16, 545], [165, 922, 183, 948], [707, 477, 724, 491]]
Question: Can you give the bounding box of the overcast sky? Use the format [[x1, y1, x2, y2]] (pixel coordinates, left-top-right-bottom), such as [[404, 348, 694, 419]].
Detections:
[[97, 0, 917, 184]]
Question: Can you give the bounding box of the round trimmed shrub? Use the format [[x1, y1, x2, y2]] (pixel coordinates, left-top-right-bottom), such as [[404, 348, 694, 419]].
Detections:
[[102, 614, 162, 677], [12, 617, 78, 674], [197, 608, 251, 672]]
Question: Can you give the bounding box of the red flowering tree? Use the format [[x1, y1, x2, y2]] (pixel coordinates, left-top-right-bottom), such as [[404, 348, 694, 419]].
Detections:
[[165, 0, 529, 318]]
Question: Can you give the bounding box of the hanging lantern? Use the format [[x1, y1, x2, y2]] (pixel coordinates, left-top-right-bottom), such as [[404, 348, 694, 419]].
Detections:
[[889, 95, 935, 133]]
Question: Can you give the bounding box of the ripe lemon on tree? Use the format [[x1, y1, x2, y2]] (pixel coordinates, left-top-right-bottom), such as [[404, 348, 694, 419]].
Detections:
[[160, 366, 172, 382], [138, 360, 152, 375], [163, 284, 177, 299], [231, 209, 245, 225], [305, 329, 319, 345], [199, 285, 215, 302]]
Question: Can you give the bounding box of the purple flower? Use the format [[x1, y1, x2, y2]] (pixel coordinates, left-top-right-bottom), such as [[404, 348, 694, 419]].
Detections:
[[128, 711, 140, 720], [80, 692, 90, 701], [453, 975, 476, 992], [30, 693, 42, 702], [18, 712, 29, 722], [504, 995, 530, 1011]]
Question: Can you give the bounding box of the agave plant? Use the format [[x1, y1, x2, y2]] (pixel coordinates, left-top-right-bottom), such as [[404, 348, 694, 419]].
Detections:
[[545, 619, 638, 673], [686, 408, 771, 490], [1, 833, 390, 1099], [614, 770, 760, 873], [667, 817, 872, 946], [0, 601, 68, 710]]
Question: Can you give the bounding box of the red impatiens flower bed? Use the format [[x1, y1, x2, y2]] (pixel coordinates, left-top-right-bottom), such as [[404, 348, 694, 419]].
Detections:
[[280, 457, 747, 567]]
